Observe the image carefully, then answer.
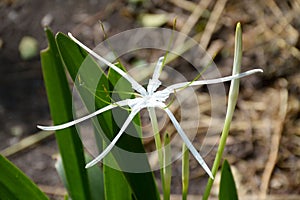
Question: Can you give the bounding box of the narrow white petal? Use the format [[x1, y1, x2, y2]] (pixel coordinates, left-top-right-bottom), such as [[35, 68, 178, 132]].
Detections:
[[164, 69, 263, 93], [37, 99, 131, 131], [163, 107, 214, 179], [147, 57, 164, 94], [152, 56, 164, 81], [85, 106, 141, 168], [68, 33, 147, 95], [147, 79, 161, 95]]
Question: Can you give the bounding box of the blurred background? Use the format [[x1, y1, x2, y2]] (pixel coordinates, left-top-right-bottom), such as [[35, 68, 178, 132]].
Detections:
[[0, 0, 299, 199]]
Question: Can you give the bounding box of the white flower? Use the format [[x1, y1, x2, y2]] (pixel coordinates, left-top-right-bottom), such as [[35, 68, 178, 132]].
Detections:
[[38, 33, 262, 179]]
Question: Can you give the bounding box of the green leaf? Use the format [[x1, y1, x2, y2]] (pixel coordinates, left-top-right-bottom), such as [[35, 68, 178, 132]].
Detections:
[[55, 33, 160, 200], [55, 156, 69, 193], [219, 160, 238, 200], [41, 28, 91, 200], [103, 163, 132, 200], [86, 157, 105, 200], [107, 62, 160, 200], [100, 62, 132, 200], [0, 155, 48, 200], [55, 155, 105, 200], [55, 33, 132, 200]]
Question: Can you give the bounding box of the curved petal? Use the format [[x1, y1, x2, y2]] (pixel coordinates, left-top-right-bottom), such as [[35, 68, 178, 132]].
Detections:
[[68, 33, 147, 96], [147, 56, 164, 95], [163, 69, 263, 94], [152, 56, 164, 81], [37, 99, 131, 131], [85, 106, 141, 168], [163, 107, 214, 179]]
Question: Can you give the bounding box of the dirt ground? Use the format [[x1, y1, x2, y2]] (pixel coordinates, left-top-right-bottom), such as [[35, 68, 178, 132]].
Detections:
[[0, 0, 299, 199]]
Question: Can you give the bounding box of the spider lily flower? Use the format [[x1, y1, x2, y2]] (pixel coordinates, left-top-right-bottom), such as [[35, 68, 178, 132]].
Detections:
[[37, 33, 263, 179]]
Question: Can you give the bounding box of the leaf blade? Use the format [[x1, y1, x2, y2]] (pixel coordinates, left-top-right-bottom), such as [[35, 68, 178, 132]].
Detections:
[[0, 155, 48, 200], [107, 62, 160, 200], [55, 33, 160, 200], [219, 160, 238, 200], [41, 28, 91, 200]]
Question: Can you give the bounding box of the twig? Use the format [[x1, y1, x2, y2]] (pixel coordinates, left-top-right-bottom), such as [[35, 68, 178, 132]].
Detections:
[[260, 79, 288, 198], [167, 194, 300, 200], [258, 2, 300, 61], [199, 0, 228, 50], [39, 184, 67, 197], [174, 0, 212, 45], [0, 130, 54, 157], [167, 0, 196, 12]]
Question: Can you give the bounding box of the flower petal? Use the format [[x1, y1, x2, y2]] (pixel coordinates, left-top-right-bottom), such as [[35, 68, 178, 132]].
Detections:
[[37, 99, 131, 131], [163, 69, 263, 93], [163, 106, 214, 179], [85, 106, 141, 168], [68, 33, 147, 96], [147, 56, 164, 94], [152, 56, 164, 81]]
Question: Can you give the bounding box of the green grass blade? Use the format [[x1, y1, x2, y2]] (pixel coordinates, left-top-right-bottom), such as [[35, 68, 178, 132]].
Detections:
[[0, 155, 48, 200], [41, 28, 91, 200], [55, 33, 159, 200], [219, 160, 238, 200]]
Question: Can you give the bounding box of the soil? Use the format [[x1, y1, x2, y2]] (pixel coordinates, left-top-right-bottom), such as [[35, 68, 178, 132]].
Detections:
[[0, 0, 299, 199]]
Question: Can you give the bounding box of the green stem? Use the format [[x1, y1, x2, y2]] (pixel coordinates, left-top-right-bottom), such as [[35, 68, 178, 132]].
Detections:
[[182, 143, 189, 200], [148, 107, 165, 199], [163, 133, 172, 200], [202, 22, 242, 200]]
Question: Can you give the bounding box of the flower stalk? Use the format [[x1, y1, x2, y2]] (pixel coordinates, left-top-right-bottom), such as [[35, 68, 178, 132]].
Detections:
[[202, 22, 244, 200], [182, 143, 189, 200], [148, 107, 165, 197], [163, 133, 172, 200]]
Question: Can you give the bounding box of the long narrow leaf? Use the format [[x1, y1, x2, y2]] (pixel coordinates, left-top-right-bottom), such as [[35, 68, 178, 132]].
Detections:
[[103, 63, 135, 200], [41, 28, 91, 200], [56, 33, 132, 200], [0, 155, 48, 200], [219, 160, 238, 200], [56, 33, 160, 200], [103, 160, 132, 200], [107, 62, 159, 200], [55, 154, 105, 200], [86, 155, 105, 200]]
